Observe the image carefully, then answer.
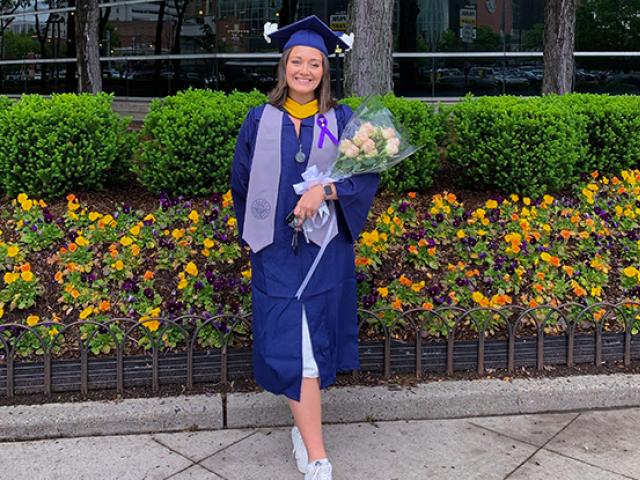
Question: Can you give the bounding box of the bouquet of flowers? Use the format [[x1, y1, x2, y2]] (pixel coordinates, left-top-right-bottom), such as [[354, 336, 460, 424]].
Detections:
[[331, 95, 419, 180]]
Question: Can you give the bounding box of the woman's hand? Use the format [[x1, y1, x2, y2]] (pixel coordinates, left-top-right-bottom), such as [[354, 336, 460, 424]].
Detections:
[[294, 184, 325, 221]]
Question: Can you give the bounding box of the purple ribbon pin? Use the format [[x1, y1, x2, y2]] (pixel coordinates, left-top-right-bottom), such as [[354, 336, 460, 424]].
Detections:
[[317, 114, 339, 148]]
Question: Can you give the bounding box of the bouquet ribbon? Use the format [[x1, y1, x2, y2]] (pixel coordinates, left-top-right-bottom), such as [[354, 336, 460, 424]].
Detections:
[[292, 164, 339, 299]]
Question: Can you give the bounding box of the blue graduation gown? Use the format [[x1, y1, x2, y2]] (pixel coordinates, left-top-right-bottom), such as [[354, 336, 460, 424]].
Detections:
[[230, 102, 379, 402]]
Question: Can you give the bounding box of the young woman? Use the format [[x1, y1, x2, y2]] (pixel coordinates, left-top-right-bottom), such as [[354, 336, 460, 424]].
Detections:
[[230, 15, 379, 479]]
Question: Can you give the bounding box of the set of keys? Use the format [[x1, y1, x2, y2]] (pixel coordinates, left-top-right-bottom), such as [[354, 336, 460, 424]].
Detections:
[[286, 209, 309, 255]]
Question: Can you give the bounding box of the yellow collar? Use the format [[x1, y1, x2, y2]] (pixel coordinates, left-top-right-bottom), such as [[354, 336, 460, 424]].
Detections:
[[283, 97, 319, 119]]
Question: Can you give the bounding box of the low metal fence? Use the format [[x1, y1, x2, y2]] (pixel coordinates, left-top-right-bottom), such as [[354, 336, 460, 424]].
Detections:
[[0, 301, 638, 399]]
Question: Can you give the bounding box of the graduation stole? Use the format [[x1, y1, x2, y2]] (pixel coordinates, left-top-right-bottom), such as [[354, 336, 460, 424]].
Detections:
[[242, 104, 339, 254]]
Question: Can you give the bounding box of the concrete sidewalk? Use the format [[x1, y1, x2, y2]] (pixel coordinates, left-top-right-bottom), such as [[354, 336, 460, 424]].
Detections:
[[2, 407, 640, 479]]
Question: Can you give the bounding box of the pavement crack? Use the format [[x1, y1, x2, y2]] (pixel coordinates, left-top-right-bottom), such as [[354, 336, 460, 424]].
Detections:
[[541, 447, 640, 480], [196, 429, 259, 464], [501, 411, 582, 480]]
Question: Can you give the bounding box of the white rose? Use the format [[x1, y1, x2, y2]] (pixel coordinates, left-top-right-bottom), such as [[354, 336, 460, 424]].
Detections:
[[382, 127, 397, 140], [339, 139, 354, 154], [385, 142, 400, 156], [352, 129, 370, 147]]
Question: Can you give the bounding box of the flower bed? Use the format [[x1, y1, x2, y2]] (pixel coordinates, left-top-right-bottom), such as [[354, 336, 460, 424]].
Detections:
[[1, 169, 640, 361]]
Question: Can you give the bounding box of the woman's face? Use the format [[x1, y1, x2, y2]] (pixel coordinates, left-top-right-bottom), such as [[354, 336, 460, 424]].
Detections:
[[285, 46, 324, 98]]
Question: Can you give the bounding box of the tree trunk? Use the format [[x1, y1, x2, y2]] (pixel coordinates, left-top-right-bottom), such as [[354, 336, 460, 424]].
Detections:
[[153, 0, 166, 83], [76, 0, 102, 93], [65, 0, 77, 91], [344, 0, 393, 97], [542, 0, 577, 95], [398, 0, 419, 91]]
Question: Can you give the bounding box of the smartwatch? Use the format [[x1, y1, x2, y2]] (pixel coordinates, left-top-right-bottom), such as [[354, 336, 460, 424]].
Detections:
[[322, 184, 333, 200]]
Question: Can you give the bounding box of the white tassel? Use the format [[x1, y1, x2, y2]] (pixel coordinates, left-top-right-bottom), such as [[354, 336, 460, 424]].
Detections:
[[339, 32, 355, 50], [263, 22, 278, 43]]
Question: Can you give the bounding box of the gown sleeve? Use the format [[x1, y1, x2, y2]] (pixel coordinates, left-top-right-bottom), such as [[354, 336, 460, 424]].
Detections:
[[230, 107, 258, 246], [334, 104, 380, 243]]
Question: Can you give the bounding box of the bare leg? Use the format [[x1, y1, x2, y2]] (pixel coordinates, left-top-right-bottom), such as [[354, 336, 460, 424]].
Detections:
[[287, 377, 327, 462]]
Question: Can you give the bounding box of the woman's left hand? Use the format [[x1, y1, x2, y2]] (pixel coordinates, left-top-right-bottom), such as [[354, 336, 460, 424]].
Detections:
[[294, 185, 324, 221]]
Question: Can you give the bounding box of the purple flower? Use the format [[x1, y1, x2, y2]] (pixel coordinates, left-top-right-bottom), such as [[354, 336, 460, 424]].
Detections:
[[43, 210, 53, 223], [194, 281, 204, 292], [143, 287, 154, 299]]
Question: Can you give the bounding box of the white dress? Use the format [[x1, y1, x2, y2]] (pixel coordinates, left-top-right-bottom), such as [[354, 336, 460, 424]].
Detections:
[[301, 306, 319, 378]]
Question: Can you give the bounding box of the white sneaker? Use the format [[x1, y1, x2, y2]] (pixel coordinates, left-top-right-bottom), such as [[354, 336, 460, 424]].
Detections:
[[305, 459, 332, 480], [291, 425, 308, 474]]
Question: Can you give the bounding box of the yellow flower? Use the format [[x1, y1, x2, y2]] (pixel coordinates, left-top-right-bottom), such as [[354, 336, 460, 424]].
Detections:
[[17, 193, 28, 203], [88, 211, 102, 221], [523, 197, 531, 206], [223, 190, 233, 207], [591, 286, 602, 297], [387, 207, 394, 215], [377, 287, 389, 298], [189, 210, 199, 223], [49, 327, 59, 337], [131, 244, 140, 256], [227, 217, 237, 228], [130, 224, 141, 236], [204, 238, 215, 249], [456, 230, 466, 239], [241, 269, 252, 279], [472, 291, 485, 304], [411, 281, 425, 292], [120, 236, 133, 246], [149, 307, 161, 317], [543, 194, 554, 205], [510, 194, 519, 202], [485, 199, 498, 209], [624, 266, 639, 278], [26, 315, 40, 326], [141, 319, 160, 331], [0, 304, 3, 318], [172, 229, 184, 240], [20, 199, 33, 211], [114, 260, 124, 271], [20, 270, 33, 282], [3, 272, 18, 284], [75, 236, 89, 247], [79, 306, 93, 319], [540, 252, 552, 263], [177, 278, 188, 290], [7, 245, 19, 257], [185, 262, 198, 276]]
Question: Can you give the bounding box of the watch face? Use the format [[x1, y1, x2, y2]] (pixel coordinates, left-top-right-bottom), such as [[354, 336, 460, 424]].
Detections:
[[323, 185, 332, 197]]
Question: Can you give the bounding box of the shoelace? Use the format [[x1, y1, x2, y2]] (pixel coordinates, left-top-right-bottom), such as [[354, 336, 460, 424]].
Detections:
[[310, 461, 330, 480]]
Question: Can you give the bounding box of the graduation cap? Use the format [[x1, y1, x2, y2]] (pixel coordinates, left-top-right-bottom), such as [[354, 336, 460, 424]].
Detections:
[[264, 15, 354, 56]]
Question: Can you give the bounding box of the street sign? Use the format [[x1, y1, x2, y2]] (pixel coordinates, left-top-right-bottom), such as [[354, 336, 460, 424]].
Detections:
[[459, 6, 477, 42], [330, 13, 347, 32]]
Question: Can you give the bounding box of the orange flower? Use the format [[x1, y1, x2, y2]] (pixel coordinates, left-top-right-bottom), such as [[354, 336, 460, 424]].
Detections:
[[533, 283, 544, 293], [143, 270, 155, 281], [59, 246, 68, 254], [20, 263, 31, 272], [536, 272, 545, 280], [399, 275, 412, 286], [408, 245, 418, 255], [550, 256, 561, 267], [66, 194, 77, 202], [562, 265, 574, 277], [392, 298, 402, 310], [71, 289, 80, 299], [68, 243, 77, 253], [528, 299, 539, 308], [418, 239, 427, 248], [54, 271, 63, 283], [560, 230, 571, 241], [422, 302, 433, 310], [427, 247, 437, 256], [408, 192, 417, 199], [355, 256, 369, 267], [99, 300, 110, 312]]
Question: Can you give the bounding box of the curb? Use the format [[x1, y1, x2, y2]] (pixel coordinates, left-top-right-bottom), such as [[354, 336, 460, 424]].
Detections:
[[2, 374, 640, 442]]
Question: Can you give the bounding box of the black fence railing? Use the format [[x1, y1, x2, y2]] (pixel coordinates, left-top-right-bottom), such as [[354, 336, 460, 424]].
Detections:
[[1, 301, 639, 399]]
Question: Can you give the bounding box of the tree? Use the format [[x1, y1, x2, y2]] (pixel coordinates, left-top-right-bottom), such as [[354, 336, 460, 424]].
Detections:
[[542, 0, 577, 95], [75, 0, 102, 92], [344, 0, 394, 96]]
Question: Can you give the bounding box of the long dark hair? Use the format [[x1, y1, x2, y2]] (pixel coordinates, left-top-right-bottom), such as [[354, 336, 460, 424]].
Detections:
[[268, 46, 336, 113]]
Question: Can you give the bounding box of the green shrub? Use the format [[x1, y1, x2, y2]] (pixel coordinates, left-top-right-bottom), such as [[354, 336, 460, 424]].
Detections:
[[340, 93, 440, 192], [0, 93, 133, 199], [447, 96, 588, 196], [548, 94, 640, 176], [135, 88, 267, 196]]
